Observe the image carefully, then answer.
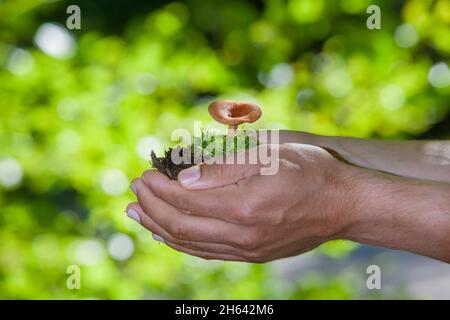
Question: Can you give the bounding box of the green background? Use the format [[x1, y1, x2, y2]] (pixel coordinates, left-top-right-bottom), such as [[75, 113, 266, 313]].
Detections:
[[0, 0, 449, 299]]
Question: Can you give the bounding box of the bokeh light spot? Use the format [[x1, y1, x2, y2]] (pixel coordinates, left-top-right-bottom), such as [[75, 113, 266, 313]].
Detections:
[[394, 24, 419, 48], [325, 70, 352, 97], [155, 11, 181, 36], [258, 63, 294, 88], [288, 0, 324, 24], [100, 168, 129, 196], [428, 62, 450, 88], [34, 23, 76, 59], [379, 85, 405, 110], [72, 239, 106, 266], [57, 98, 81, 121], [0, 157, 23, 188], [6, 48, 34, 76], [136, 135, 163, 160], [57, 129, 81, 153], [250, 20, 276, 45], [107, 233, 135, 261], [135, 73, 158, 95]]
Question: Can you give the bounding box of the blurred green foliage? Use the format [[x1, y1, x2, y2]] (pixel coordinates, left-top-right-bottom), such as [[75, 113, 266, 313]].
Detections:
[[0, 0, 448, 299]]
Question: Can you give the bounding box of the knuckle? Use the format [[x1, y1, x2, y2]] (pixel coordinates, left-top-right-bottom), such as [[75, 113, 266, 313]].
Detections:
[[179, 240, 199, 250], [175, 195, 191, 213], [133, 178, 146, 191], [237, 231, 259, 250], [234, 202, 255, 223], [243, 247, 271, 263], [130, 177, 141, 187], [242, 249, 261, 260], [238, 226, 269, 250], [141, 170, 155, 185], [168, 222, 188, 240]]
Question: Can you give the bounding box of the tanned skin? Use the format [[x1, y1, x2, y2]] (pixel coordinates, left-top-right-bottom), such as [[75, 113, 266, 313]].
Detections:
[[126, 131, 450, 263]]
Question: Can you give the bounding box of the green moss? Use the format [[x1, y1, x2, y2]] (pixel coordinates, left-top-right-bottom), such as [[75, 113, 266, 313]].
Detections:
[[191, 130, 259, 160], [151, 130, 259, 179]]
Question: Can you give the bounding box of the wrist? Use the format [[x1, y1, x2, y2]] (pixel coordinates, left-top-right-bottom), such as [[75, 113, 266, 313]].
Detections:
[[335, 166, 390, 241], [338, 167, 450, 261], [320, 163, 372, 241]]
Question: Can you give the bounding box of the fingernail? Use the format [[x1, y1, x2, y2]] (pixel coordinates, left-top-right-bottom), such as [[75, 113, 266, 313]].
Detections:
[[126, 209, 141, 223], [178, 165, 201, 186], [152, 233, 165, 243], [130, 182, 137, 195]]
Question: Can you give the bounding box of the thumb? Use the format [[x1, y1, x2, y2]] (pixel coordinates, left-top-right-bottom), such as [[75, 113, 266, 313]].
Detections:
[[177, 153, 262, 190]]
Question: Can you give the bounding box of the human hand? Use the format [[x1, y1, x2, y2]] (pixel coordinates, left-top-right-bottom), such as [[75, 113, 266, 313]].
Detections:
[[126, 143, 360, 262]]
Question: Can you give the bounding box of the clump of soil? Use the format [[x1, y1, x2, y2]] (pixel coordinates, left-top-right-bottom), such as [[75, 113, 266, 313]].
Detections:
[[150, 132, 258, 180], [150, 147, 200, 180]]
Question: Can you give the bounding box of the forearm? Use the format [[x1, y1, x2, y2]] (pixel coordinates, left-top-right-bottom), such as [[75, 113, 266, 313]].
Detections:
[[341, 167, 450, 263], [279, 130, 450, 183]]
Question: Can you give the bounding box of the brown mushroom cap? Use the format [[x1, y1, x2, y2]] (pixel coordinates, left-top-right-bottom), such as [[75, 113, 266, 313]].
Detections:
[[208, 100, 262, 126]]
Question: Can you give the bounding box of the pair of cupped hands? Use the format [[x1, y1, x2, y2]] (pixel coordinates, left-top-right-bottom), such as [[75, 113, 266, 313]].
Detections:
[[126, 133, 366, 263]]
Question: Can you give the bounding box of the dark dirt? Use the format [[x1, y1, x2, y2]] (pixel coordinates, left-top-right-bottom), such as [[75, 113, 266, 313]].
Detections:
[[150, 147, 201, 180]]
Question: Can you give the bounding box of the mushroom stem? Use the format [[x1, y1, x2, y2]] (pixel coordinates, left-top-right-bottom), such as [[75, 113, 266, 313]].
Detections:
[[227, 124, 238, 137]]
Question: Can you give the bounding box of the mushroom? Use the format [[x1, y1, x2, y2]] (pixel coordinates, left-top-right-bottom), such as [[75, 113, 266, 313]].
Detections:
[[208, 100, 262, 136]]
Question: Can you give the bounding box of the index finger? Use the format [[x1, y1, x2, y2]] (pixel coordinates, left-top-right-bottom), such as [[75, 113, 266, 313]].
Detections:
[[140, 170, 253, 224], [133, 178, 248, 246]]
